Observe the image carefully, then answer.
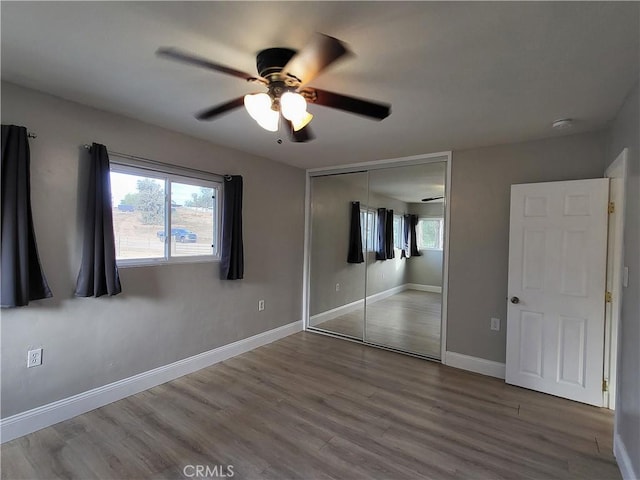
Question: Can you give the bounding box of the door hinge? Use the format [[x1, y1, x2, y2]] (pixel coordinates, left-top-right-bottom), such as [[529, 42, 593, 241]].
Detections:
[[608, 202, 615, 214], [602, 379, 609, 392], [605, 291, 613, 303]]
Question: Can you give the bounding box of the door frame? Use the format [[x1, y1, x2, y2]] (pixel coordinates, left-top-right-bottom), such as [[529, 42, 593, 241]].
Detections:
[[302, 151, 452, 361], [604, 148, 628, 409]]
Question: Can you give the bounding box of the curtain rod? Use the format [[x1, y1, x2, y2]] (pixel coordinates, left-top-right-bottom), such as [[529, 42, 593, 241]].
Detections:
[[27, 132, 37, 138], [82, 144, 232, 180]]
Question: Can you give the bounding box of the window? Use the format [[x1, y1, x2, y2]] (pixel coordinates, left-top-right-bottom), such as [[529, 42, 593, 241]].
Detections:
[[393, 214, 403, 250], [418, 217, 444, 250], [360, 208, 375, 251], [110, 162, 221, 265]]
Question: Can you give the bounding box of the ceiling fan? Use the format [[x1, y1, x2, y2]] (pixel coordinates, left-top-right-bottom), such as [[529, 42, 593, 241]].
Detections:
[[156, 33, 391, 142], [421, 196, 444, 202]]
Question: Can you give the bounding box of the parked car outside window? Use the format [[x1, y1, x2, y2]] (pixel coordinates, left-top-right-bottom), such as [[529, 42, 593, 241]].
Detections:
[[157, 228, 197, 243]]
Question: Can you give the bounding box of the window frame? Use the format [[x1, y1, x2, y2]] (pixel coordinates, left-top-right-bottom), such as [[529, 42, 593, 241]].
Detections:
[[417, 216, 444, 251], [110, 159, 223, 267]]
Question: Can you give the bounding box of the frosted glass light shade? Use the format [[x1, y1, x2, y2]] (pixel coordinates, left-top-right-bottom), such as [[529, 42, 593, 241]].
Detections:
[[280, 92, 308, 121], [291, 112, 313, 131], [244, 93, 279, 132]]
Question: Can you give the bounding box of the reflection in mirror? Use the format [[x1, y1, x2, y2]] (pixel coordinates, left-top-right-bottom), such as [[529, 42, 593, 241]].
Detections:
[[309, 172, 368, 340], [308, 161, 446, 359], [364, 163, 445, 358]]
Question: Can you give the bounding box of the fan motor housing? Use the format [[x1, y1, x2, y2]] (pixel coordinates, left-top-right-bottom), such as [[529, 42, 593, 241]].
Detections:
[[257, 48, 296, 79]]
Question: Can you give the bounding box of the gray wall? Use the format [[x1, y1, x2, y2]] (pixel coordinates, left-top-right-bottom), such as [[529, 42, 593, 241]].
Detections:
[[447, 131, 607, 363], [407, 202, 444, 287], [309, 174, 368, 316], [0, 82, 306, 418], [606, 82, 639, 478]]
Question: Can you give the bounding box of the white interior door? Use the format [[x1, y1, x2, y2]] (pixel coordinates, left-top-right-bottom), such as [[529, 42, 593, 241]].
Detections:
[[506, 178, 609, 406]]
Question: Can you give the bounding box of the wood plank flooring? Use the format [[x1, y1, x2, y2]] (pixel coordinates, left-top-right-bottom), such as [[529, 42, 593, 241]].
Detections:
[[313, 290, 442, 357], [1, 332, 620, 480]]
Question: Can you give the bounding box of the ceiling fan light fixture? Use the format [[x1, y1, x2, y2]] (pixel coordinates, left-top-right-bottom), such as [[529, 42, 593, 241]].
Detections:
[[244, 93, 279, 132], [158, 33, 391, 142]]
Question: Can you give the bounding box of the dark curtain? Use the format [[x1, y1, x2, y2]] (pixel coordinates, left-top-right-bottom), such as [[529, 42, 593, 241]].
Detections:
[[220, 175, 244, 280], [410, 214, 421, 257], [1, 125, 53, 307], [75, 143, 122, 297], [385, 209, 395, 259], [375, 207, 387, 261], [401, 214, 410, 258], [347, 201, 364, 264]]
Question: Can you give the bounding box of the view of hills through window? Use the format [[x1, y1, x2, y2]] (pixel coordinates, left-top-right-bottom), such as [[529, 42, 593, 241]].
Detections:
[[110, 169, 218, 262]]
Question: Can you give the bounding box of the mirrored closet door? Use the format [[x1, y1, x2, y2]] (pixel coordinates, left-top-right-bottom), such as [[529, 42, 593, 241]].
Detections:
[[307, 158, 447, 360], [308, 172, 368, 340], [364, 164, 445, 357]]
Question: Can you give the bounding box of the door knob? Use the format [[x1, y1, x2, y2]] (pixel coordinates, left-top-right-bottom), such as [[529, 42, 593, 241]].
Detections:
[[510, 296, 520, 304]]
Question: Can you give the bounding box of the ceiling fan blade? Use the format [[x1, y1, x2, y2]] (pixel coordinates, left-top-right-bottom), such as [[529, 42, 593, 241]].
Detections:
[[421, 196, 444, 202], [196, 97, 245, 121], [309, 88, 391, 120], [284, 119, 315, 143], [157, 47, 258, 81], [282, 33, 349, 87]]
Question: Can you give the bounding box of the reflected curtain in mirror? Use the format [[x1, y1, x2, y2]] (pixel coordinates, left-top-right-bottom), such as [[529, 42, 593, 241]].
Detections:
[[75, 143, 122, 297], [347, 201, 364, 263], [375, 208, 387, 260], [220, 175, 244, 280], [385, 209, 395, 259], [401, 214, 410, 258], [1, 125, 53, 307], [409, 214, 421, 257]]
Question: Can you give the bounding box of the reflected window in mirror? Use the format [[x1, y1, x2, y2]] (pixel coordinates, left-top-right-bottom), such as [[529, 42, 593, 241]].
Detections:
[[393, 215, 403, 250], [418, 217, 444, 250], [360, 208, 376, 251]]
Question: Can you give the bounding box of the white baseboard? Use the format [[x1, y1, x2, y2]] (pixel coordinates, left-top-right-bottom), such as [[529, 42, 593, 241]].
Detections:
[[444, 351, 506, 379], [310, 283, 441, 326], [406, 283, 442, 293], [309, 298, 364, 325], [0, 320, 302, 444], [367, 284, 407, 304], [615, 432, 639, 480]]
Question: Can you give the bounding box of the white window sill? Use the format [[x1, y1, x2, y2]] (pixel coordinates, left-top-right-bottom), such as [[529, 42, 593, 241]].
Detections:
[[117, 256, 220, 268]]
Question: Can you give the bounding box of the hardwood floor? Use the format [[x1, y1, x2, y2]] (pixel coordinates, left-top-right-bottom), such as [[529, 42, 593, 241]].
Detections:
[[1, 332, 620, 480], [313, 290, 442, 358]]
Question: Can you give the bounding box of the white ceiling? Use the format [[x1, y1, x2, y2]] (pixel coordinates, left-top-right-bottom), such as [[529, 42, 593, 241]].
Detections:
[[318, 161, 446, 203], [368, 162, 446, 204], [1, 2, 638, 169]]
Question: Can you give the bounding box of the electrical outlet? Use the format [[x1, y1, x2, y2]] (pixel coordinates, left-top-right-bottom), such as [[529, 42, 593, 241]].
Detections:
[[335, 283, 340, 292], [490, 318, 500, 331], [258, 300, 265, 311], [27, 348, 42, 368]]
